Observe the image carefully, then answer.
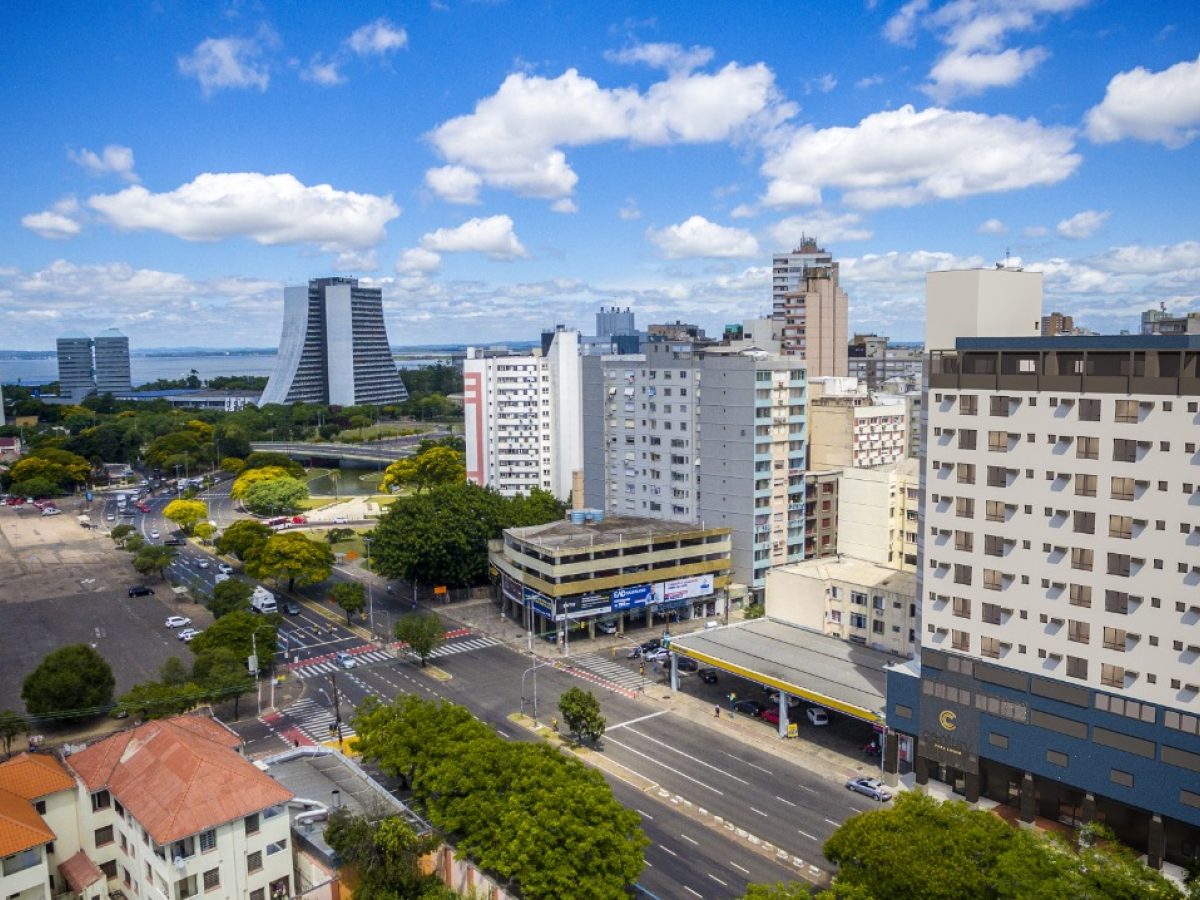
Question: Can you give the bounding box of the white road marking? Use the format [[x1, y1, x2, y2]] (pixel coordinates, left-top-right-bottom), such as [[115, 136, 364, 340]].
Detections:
[[624, 727, 751, 785], [798, 829, 817, 842], [604, 737, 724, 795], [707, 874, 729, 887], [684, 886, 703, 898], [636, 809, 654, 820], [680, 834, 699, 846], [607, 709, 671, 730], [643, 858, 652, 867], [495, 729, 509, 738], [796, 784, 817, 794], [723, 751, 772, 776], [824, 817, 840, 827], [749, 807, 768, 817], [658, 844, 677, 857], [729, 862, 750, 876], [775, 795, 797, 807]]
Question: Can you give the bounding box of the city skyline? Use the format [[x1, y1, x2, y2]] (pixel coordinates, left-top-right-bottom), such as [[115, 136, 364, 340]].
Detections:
[[2, 2, 1198, 349]]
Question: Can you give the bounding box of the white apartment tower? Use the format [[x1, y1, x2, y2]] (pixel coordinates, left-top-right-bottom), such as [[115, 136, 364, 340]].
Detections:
[[771, 238, 848, 376], [463, 328, 582, 501]]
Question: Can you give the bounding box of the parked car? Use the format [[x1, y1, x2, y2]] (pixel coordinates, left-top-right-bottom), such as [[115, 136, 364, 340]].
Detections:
[[150, 530, 160, 540], [762, 707, 782, 726], [165, 616, 192, 629], [644, 647, 671, 662], [128, 586, 155, 597], [640, 638, 662, 652], [806, 707, 830, 726], [177, 628, 199, 641], [676, 657, 699, 673], [217, 563, 233, 574], [41, 507, 61, 516], [105, 513, 115, 521], [284, 601, 301, 615], [337, 651, 356, 669], [597, 621, 618, 635], [732, 699, 767, 718], [767, 690, 801, 710], [698, 667, 719, 684], [846, 777, 892, 802]]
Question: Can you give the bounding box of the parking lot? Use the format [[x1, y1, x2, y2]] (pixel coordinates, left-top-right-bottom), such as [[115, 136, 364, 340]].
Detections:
[[0, 504, 212, 718]]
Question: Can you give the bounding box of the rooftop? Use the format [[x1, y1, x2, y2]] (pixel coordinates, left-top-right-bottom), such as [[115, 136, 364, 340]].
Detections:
[[0, 787, 55, 856], [59, 849, 104, 893], [506, 515, 728, 552], [772, 556, 917, 594], [956, 334, 1200, 351], [0, 752, 76, 800]]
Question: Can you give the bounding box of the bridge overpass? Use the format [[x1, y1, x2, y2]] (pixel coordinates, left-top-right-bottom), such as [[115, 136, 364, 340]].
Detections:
[[249, 441, 412, 466]]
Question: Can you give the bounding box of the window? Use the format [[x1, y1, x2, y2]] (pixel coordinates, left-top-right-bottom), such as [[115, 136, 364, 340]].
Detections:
[[988, 431, 1009, 452], [982, 602, 1002, 625], [1075, 473, 1097, 497], [1073, 511, 1095, 534], [1105, 590, 1131, 614], [1101, 664, 1126, 688], [1107, 553, 1132, 577], [1103, 627, 1127, 651], [989, 396, 1010, 416], [952, 596, 971, 618], [960, 395, 977, 416], [199, 830, 216, 853], [982, 534, 1005, 557], [1112, 439, 1137, 462], [954, 563, 972, 585], [955, 497, 974, 519], [1114, 399, 1138, 423], [247, 850, 262, 873], [244, 814, 260, 835], [2, 849, 40, 877], [849, 613, 867, 629], [957, 463, 976, 484], [983, 569, 1004, 591], [1068, 620, 1090, 644], [266, 839, 287, 856], [251, 891, 265, 900], [958, 429, 977, 450], [952, 630, 970, 652], [1066, 656, 1088, 680], [1076, 436, 1099, 460], [1069, 584, 1092, 608], [1070, 547, 1093, 571], [176, 874, 198, 900], [1109, 515, 1132, 539], [985, 500, 1005, 522], [91, 789, 111, 811], [1079, 398, 1101, 421], [1110, 476, 1135, 501], [986, 465, 1008, 487], [203, 868, 220, 892], [955, 531, 974, 552], [95, 825, 114, 847]]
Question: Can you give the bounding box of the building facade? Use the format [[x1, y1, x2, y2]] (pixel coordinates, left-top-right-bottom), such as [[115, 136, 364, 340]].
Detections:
[[847, 335, 924, 391], [771, 239, 848, 376], [1142, 308, 1200, 336], [463, 328, 581, 501], [837, 459, 920, 572], [888, 333, 1200, 867], [56, 332, 95, 402], [808, 391, 908, 471], [1041, 312, 1075, 336], [261, 277, 408, 407], [803, 469, 840, 559], [93, 329, 132, 395]]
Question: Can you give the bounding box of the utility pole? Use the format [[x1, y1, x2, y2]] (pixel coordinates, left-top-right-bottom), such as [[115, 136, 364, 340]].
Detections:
[[329, 672, 344, 751]]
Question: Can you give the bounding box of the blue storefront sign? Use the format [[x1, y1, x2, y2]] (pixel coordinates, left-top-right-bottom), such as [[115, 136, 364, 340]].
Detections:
[[523, 586, 555, 616], [611, 584, 652, 611]]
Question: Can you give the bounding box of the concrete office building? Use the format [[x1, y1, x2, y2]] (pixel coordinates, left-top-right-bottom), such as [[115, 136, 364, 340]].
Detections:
[[847, 334, 924, 391], [93, 328, 132, 395], [582, 305, 643, 356], [1041, 312, 1075, 336], [463, 328, 581, 500], [56, 332, 95, 402], [261, 277, 408, 407], [771, 238, 848, 376], [887, 315, 1200, 865], [582, 343, 807, 592]]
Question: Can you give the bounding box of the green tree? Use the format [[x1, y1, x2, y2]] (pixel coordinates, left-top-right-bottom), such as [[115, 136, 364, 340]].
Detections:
[[330, 581, 366, 625], [0, 709, 29, 757], [123, 533, 146, 554], [116, 681, 201, 720], [133, 545, 176, 580], [557, 686, 606, 743], [193, 522, 216, 543], [246, 532, 334, 592], [240, 451, 304, 478], [209, 579, 253, 618], [159, 656, 190, 687], [21, 644, 115, 721], [219, 456, 244, 475], [505, 488, 566, 527], [215, 519, 271, 561], [230, 465, 295, 499], [325, 527, 355, 545], [189, 611, 275, 671], [7, 476, 63, 498], [242, 476, 308, 515], [109, 523, 135, 546], [393, 613, 444, 666], [380, 445, 465, 494], [192, 647, 256, 719], [323, 811, 440, 899], [744, 601, 765, 620], [163, 498, 208, 535]]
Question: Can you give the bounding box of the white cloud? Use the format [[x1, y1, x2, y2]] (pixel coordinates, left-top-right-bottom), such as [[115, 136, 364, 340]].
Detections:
[[302, 55, 346, 86], [1085, 240, 1200, 275], [21, 197, 83, 240], [420, 215, 528, 260], [68, 145, 139, 182], [178, 34, 272, 95], [87, 172, 399, 251], [333, 249, 379, 272], [425, 165, 483, 204], [551, 198, 579, 214], [1056, 209, 1110, 239], [730, 203, 757, 219], [646, 215, 759, 259], [396, 247, 442, 274], [806, 73, 837, 94], [977, 217, 1008, 235], [605, 41, 714, 74], [348, 18, 408, 56], [618, 198, 641, 221], [760, 105, 1080, 210], [855, 75, 884, 89], [426, 62, 793, 202], [1024, 225, 1048, 237], [884, 0, 1087, 102], [1085, 52, 1200, 148], [768, 211, 873, 245]]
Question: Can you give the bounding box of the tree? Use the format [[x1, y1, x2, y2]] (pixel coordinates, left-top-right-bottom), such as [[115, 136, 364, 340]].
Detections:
[[133, 545, 176, 580], [380, 445, 465, 494], [159, 657, 190, 687], [163, 498, 208, 535], [216, 519, 271, 561], [557, 686, 606, 742], [744, 601, 765, 620], [116, 681, 201, 720], [246, 532, 334, 592], [506, 488, 566, 527], [21, 644, 115, 721], [230, 465, 296, 500], [193, 522, 216, 543], [189, 611, 275, 667], [0, 710, 29, 757], [330, 581, 366, 624], [324, 811, 440, 899], [7, 476, 63, 498], [219, 456, 244, 475], [242, 476, 308, 515], [109, 523, 135, 546], [325, 527, 355, 545], [124, 533, 146, 554], [240, 452, 304, 478], [393, 613, 444, 666], [192, 647, 255, 720], [209, 579, 253, 618]]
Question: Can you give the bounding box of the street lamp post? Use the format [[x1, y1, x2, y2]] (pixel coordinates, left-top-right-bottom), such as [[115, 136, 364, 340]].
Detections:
[[521, 660, 554, 724], [364, 536, 375, 639]]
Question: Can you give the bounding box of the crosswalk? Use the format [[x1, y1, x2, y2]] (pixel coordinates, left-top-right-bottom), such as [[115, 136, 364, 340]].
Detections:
[[404, 635, 501, 661], [282, 697, 356, 742], [291, 648, 392, 679], [568, 652, 647, 693]]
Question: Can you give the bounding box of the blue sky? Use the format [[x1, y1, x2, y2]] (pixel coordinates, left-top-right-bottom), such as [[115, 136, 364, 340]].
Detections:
[[2, 0, 1198, 350]]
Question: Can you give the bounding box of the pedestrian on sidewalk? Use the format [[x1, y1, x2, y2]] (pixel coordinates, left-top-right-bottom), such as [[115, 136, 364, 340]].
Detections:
[[714, 704, 720, 718]]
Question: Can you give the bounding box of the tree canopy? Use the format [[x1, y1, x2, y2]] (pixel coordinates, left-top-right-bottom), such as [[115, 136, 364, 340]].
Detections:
[[246, 531, 334, 591], [230, 465, 297, 500], [557, 687, 606, 743], [215, 519, 271, 561], [21, 644, 115, 721], [209, 578, 253, 618], [323, 811, 442, 900], [133, 545, 176, 580], [239, 451, 305, 478], [189, 610, 275, 668], [393, 613, 444, 666], [162, 498, 208, 534], [242, 476, 308, 515], [380, 445, 465, 494], [0, 710, 29, 757], [330, 581, 366, 624]]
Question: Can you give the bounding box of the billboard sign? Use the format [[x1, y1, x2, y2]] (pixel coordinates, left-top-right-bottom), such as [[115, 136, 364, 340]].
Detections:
[[611, 583, 652, 611], [559, 592, 613, 616], [523, 586, 554, 616], [653, 574, 714, 603]]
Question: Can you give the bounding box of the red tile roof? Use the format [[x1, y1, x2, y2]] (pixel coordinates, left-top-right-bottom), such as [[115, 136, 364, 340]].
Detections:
[[66, 716, 291, 844], [0, 753, 76, 801], [0, 787, 55, 857], [59, 849, 103, 893]]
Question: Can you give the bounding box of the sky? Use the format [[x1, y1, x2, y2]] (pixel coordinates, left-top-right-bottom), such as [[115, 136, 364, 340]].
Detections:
[[1, 0, 1198, 351]]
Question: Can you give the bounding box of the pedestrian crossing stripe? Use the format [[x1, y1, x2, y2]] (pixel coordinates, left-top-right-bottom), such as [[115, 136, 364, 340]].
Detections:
[[291, 649, 393, 679], [569, 653, 646, 691], [283, 698, 357, 741], [407, 636, 501, 660]]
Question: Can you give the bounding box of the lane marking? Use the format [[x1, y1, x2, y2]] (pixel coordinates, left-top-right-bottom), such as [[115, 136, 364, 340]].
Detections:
[[749, 807, 768, 818], [684, 887, 702, 898], [607, 709, 671, 730], [775, 795, 797, 807], [707, 874, 729, 888], [604, 737, 724, 796], [636, 809, 654, 820], [796, 784, 817, 794], [729, 862, 750, 876], [624, 727, 750, 786], [680, 834, 699, 846], [658, 844, 677, 857], [723, 751, 772, 776], [798, 829, 817, 842], [824, 818, 840, 827], [643, 858, 652, 868], [495, 729, 509, 738]]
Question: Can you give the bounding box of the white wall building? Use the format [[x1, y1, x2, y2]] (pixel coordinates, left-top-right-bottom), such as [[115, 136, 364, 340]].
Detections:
[[924, 267, 1042, 351], [837, 459, 920, 572], [463, 328, 582, 501], [93, 329, 132, 395]]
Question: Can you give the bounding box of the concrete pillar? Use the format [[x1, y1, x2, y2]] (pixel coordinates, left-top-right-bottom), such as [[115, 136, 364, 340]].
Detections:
[[778, 695, 788, 738], [1147, 814, 1165, 870], [1019, 772, 1036, 824], [963, 770, 980, 803], [669, 655, 679, 692], [588, 619, 595, 640], [914, 754, 929, 786], [883, 731, 899, 784], [617, 614, 624, 635], [1081, 792, 1096, 824], [645, 606, 652, 629]]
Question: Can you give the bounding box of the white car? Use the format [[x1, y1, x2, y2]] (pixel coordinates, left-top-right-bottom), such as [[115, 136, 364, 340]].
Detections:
[[598, 621, 618, 635], [177, 627, 200, 641], [105, 513, 115, 521], [806, 707, 830, 726], [197, 560, 209, 569], [150, 530, 160, 540], [41, 507, 61, 516], [214, 573, 230, 584], [165, 616, 192, 629], [217, 563, 233, 574], [644, 647, 671, 662], [333, 516, 348, 524], [336, 651, 357, 669], [767, 690, 802, 710]]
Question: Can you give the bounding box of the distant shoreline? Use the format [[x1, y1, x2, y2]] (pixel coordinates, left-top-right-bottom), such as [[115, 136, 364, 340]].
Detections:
[[0, 341, 538, 360]]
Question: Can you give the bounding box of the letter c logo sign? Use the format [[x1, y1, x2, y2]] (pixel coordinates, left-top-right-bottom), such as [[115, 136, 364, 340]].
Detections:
[[939, 710, 957, 731]]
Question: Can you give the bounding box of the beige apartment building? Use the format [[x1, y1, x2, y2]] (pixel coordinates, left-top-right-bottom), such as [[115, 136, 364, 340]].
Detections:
[[771, 239, 848, 376], [808, 391, 908, 470], [837, 459, 920, 572]]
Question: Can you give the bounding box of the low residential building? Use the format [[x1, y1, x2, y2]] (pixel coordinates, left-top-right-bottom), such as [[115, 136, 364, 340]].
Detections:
[[0, 753, 73, 900], [765, 556, 918, 657], [837, 459, 920, 572], [1141, 308, 1200, 335], [491, 514, 732, 640], [0, 436, 21, 461], [115, 389, 260, 410]]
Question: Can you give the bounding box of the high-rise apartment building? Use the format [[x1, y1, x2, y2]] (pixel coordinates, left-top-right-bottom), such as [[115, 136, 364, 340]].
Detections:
[[771, 238, 848, 376], [582, 343, 807, 591], [1041, 311, 1074, 336], [93, 328, 132, 395], [463, 328, 581, 500], [887, 325, 1200, 867], [56, 332, 95, 402], [847, 334, 924, 390], [261, 277, 408, 407]]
